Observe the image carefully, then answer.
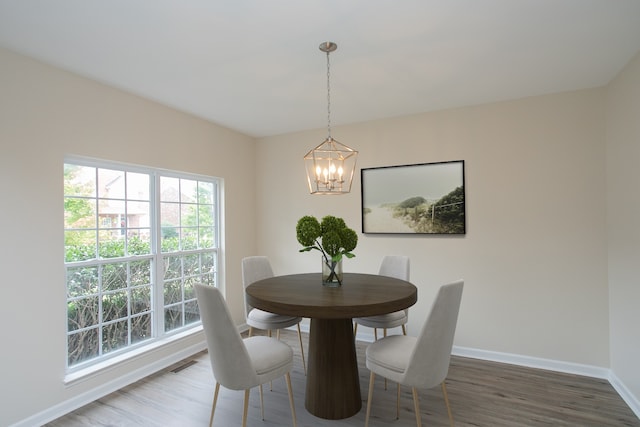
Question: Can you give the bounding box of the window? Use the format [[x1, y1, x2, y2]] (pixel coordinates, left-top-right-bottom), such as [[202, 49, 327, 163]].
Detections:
[[64, 158, 220, 371]]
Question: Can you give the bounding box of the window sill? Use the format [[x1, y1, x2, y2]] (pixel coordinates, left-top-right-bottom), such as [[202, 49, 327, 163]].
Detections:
[[64, 325, 204, 386]]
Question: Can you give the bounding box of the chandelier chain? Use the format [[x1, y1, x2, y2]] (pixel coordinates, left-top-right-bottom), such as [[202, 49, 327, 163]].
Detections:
[[326, 49, 331, 139]]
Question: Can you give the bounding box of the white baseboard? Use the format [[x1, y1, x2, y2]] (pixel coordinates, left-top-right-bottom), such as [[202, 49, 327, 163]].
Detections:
[[608, 370, 640, 419], [451, 345, 610, 378]]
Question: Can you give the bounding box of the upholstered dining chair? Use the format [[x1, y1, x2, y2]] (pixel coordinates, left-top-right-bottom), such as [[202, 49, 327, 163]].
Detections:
[[364, 280, 464, 427], [194, 284, 297, 427], [242, 256, 306, 375], [353, 255, 410, 340]]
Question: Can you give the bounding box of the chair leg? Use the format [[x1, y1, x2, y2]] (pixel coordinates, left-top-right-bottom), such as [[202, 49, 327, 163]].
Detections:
[[269, 330, 277, 390], [365, 371, 376, 427], [442, 382, 454, 427], [412, 387, 422, 427], [242, 389, 250, 427], [402, 324, 407, 335], [259, 384, 264, 420], [374, 328, 378, 341], [209, 382, 220, 427], [285, 372, 297, 427], [296, 323, 307, 375], [248, 326, 254, 337], [396, 382, 401, 419], [383, 327, 388, 390], [353, 322, 358, 337]]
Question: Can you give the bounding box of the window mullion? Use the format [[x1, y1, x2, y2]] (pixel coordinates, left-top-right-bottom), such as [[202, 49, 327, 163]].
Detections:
[[151, 172, 163, 338]]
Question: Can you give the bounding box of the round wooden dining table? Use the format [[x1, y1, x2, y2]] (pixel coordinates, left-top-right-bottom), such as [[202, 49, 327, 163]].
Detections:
[[245, 272, 417, 420]]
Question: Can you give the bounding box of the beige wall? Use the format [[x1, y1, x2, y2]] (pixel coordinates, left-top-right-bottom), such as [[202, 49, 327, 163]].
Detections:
[[0, 47, 256, 426], [257, 89, 610, 365], [606, 52, 640, 401]]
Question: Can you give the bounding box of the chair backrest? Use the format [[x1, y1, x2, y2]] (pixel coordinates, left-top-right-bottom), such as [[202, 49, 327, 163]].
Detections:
[[403, 280, 464, 388], [194, 284, 258, 390], [378, 255, 410, 281], [379, 255, 410, 315], [241, 256, 274, 316]]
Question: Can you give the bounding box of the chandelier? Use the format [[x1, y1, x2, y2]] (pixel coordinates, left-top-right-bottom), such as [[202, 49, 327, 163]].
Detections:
[[304, 42, 358, 195]]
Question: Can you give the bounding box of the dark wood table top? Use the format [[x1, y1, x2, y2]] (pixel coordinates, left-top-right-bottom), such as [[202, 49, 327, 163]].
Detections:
[[246, 272, 417, 319]]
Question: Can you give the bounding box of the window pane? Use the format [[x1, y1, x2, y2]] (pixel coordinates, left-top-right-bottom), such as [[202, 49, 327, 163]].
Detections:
[[198, 204, 214, 227], [102, 290, 128, 322], [64, 197, 96, 229], [131, 286, 151, 315], [183, 254, 199, 277], [160, 176, 179, 202], [198, 181, 214, 204], [67, 266, 98, 298], [185, 300, 199, 325], [126, 172, 149, 201], [184, 278, 196, 300], [99, 237, 125, 259], [180, 179, 197, 203], [127, 233, 151, 256], [182, 227, 198, 250], [68, 328, 99, 365], [181, 203, 196, 226], [65, 230, 97, 262], [98, 200, 124, 230], [128, 200, 150, 225], [131, 313, 151, 344], [201, 273, 215, 286], [68, 296, 99, 331], [161, 231, 179, 253], [199, 226, 214, 249], [102, 320, 128, 354], [163, 255, 181, 280], [164, 280, 182, 305], [102, 263, 126, 291], [164, 305, 182, 332], [98, 168, 125, 199], [202, 253, 216, 284], [131, 260, 151, 287], [64, 164, 96, 197], [161, 202, 180, 227]]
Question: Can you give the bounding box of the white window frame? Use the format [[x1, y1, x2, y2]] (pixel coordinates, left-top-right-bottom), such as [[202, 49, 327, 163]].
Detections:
[[64, 156, 221, 374]]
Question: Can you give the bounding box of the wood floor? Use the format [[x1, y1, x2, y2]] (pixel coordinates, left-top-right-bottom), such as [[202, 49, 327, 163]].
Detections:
[[47, 330, 639, 427]]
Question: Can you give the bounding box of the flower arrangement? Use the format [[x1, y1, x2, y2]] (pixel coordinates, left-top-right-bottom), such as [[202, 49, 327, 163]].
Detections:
[[296, 215, 358, 285]]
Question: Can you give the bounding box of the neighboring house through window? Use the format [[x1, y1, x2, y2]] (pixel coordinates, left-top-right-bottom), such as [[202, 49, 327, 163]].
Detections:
[[64, 157, 220, 372]]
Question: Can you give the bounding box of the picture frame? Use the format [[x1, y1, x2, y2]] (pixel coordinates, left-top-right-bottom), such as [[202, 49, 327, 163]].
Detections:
[[361, 160, 465, 234]]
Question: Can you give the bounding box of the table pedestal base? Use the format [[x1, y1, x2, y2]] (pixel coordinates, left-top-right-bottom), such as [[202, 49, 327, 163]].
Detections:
[[305, 318, 362, 419]]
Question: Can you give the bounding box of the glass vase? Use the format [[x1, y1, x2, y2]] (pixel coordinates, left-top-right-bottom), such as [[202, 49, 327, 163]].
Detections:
[[322, 257, 343, 287]]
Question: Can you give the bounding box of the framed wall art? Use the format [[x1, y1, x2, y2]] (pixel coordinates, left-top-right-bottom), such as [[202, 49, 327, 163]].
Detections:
[[361, 160, 465, 234]]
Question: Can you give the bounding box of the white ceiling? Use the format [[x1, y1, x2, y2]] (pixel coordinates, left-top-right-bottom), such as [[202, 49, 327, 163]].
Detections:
[[1, 1, 640, 138]]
